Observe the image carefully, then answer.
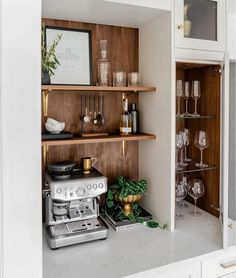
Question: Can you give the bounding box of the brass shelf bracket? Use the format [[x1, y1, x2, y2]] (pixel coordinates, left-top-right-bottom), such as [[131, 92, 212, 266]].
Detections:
[[42, 90, 49, 117], [122, 140, 126, 158], [42, 145, 49, 165]]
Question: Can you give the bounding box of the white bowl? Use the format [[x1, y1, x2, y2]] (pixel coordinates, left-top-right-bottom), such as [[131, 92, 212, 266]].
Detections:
[[45, 118, 65, 134]]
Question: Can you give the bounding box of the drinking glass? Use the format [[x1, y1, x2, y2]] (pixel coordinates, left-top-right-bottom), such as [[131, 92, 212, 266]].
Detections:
[[191, 81, 201, 117], [194, 130, 209, 168], [176, 132, 184, 171], [128, 72, 141, 87], [178, 175, 189, 208], [176, 80, 183, 117], [183, 81, 191, 116], [187, 179, 205, 217], [183, 128, 191, 162], [179, 131, 188, 167], [175, 182, 187, 220]]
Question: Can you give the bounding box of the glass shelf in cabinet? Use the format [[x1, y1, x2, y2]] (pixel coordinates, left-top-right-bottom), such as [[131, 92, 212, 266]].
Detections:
[[176, 161, 217, 174], [176, 115, 216, 119]]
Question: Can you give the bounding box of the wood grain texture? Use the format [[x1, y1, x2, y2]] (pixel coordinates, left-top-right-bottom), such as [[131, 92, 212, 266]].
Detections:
[[42, 85, 156, 92], [176, 63, 221, 217], [42, 133, 156, 146], [42, 19, 141, 187]]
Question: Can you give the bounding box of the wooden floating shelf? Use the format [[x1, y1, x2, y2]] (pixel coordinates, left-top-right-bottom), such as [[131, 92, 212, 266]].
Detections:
[[42, 85, 156, 93], [41, 133, 156, 147]]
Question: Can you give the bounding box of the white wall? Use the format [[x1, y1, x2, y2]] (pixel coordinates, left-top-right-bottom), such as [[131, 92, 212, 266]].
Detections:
[[139, 13, 173, 229], [0, 0, 42, 277]]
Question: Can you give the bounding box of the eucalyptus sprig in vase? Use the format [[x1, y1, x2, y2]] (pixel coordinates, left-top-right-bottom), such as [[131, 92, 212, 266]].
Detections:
[[41, 24, 62, 84]]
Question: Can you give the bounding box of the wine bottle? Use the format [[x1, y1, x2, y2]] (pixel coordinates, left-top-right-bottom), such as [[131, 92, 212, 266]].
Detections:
[[130, 103, 139, 134], [120, 98, 132, 136]]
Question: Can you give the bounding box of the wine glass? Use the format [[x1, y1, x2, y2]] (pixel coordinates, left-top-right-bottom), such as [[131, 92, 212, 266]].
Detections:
[[194, 130, 209, 168], [183, 81, 191, 117], [178, 174, 189, 208], [179, 131, 188, 167], [175, 182, 187, 220], [188, 179, 205, 217], [191, 81, 201, 117], [176, 80, 183, 117], [183, 128, 191, 162], [176, 132, 184, 171]]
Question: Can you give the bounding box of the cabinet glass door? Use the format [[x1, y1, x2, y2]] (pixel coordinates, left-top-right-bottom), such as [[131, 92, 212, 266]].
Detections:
[[175, 0, 225, 52], [184, 0, 217, 41]]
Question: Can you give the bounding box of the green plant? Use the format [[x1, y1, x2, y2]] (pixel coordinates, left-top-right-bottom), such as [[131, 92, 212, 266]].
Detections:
[[105, 176, 167, 229], [106, 176, 147, 209], [41, 24, 62, 76]]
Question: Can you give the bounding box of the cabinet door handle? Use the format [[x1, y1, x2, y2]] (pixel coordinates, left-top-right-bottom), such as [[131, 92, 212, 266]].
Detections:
[[177, 24, 183, 30], [220, 261, 236, 269]]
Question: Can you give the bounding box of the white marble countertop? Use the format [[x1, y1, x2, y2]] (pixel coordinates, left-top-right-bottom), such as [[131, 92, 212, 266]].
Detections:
[[43, 202, 222, 278]]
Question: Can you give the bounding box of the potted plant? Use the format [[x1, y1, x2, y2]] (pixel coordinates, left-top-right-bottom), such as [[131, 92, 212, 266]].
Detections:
[[41, 24, 62, 84], [105, 176, 167, 229]]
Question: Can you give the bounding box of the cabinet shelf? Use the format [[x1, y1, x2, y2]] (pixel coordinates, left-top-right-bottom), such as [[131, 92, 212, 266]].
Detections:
[[41, 133, 156, 147], [176, 115, 216, 119], [176, 162, 217, 174], [42, 85, 156, 93]]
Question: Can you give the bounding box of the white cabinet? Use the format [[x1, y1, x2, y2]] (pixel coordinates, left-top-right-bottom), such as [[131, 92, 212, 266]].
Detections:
[[229, 15, 236, 61], [202, 249, 236, 278], [124, 262, 201, 278], [104, 0, 171, 11], [175, 0, 226, 52]]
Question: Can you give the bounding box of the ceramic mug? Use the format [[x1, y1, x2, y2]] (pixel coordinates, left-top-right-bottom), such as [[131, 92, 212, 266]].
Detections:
[[81, 157, 97, 174]]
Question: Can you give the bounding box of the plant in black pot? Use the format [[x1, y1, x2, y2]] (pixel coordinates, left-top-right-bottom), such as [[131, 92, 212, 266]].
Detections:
[[41, 24, 62, 85]]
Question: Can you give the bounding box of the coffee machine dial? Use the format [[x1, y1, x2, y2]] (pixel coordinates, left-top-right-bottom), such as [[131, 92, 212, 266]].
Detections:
[[76, 187, 86, 197]]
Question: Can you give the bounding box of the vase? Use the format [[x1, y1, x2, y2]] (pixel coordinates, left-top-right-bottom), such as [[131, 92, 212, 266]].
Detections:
[[184, 4, 192, 38], [42, 70, 51, 85]]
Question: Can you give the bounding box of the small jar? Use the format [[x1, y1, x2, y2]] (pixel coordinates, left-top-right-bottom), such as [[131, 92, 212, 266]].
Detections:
[[113, 71, 126, 86], [128, 72, 141, 87]]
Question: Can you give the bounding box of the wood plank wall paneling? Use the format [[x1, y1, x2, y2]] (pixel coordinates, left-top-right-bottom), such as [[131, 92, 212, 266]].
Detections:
[[176, 63, 221, 217], [42, 19, 139, 192]]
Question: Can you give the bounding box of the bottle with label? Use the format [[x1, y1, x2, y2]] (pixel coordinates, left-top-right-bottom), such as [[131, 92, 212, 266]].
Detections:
[[97, 40, 111, 86], [130, 103, 139, 134], [120, 97, 132, 136]]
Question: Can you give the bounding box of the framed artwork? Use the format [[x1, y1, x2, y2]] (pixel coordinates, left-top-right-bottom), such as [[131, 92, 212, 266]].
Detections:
[[45, 26, 92, 85]]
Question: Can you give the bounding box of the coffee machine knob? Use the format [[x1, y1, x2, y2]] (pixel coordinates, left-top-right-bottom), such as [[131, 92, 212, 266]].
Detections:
[[76, 187, 85, 197], [56, 188, 62, 194]]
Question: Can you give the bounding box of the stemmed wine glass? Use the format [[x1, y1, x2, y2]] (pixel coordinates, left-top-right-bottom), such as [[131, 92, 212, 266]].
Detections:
[[191, 81, 201, 117], [183, 128, 191, 162], [178, 174, 189, 208], [187, 179, 205, 217], [175, 182, 187, 220], [176, 132, 184, 171], [176, 80, 183, 117], [183, 81, 191, 116], [194, 130, 209, 168], [179, 131, 188, 167]]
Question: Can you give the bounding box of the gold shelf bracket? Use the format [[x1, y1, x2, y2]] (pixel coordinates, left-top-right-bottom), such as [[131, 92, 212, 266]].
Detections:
[[42, 90, 49, 117], [122, 140, 127, 159], [42, 145, 49, 165]]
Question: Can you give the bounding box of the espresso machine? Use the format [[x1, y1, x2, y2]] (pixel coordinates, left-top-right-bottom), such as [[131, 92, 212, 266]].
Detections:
[[43, 165, 109, 249]]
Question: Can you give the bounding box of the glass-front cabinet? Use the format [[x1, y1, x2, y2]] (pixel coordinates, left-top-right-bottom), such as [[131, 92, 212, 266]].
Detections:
[[175, 0, 226, 52]]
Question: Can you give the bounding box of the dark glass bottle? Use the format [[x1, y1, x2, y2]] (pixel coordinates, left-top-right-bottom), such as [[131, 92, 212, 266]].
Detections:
[[130, 103, 139, 134]]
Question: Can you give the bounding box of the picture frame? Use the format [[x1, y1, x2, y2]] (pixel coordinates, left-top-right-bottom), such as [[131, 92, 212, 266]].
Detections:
[[45, 26, 93, 86]]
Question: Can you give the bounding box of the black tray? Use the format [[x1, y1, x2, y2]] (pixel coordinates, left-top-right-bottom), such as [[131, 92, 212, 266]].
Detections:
[[42, 131, 73, 140]]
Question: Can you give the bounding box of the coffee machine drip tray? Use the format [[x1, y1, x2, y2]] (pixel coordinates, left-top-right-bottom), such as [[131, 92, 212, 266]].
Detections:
[[46, 217, 108, 249]]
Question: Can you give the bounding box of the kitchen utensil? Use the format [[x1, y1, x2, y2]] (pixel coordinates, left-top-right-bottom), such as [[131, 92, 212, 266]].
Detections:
[[96, 96, 103, 126], [83, 96, 91, 123], [93, 95, 98, 125]]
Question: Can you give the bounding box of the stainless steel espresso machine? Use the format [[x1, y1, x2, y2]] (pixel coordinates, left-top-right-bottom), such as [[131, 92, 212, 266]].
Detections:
[[43, 165, 109, 249]]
